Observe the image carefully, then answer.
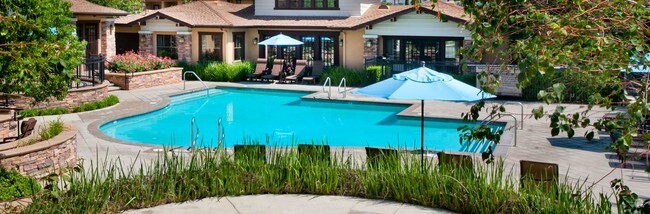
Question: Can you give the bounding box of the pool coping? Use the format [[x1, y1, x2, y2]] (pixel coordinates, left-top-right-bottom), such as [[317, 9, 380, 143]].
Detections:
[[87, 83, 514, 159]]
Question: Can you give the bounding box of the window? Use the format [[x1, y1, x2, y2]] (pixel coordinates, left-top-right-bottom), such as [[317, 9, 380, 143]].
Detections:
[[275, 0, 338, 9], [301, 36, 315, 61], [199, 32, 223, 62], [258, 31, 339, 66], [233, 32, 245, 61], [321, 36, 335, 66], [445, 40, 461, 62], [156, 34, 177, 59]]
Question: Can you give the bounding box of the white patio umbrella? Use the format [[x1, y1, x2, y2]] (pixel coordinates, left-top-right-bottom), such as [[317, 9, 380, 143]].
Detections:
[[258, 33, 303, 61]]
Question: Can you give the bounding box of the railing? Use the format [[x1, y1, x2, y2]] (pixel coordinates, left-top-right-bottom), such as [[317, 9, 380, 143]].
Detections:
[[338, 78, 347, 99], [504, 101, 524, 129], [322, 77, 332, 99], [482, 113, 518, 147], [71, 55, 105, 89], [190, 117, 197, 152], [364, 58, 463, 76], [183, 71, 209, 95]]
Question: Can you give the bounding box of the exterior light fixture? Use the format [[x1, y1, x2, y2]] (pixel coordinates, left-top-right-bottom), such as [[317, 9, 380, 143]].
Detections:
[[178, 36, 185, 43], [366, 40, 372, 48], [253, 37, 258, 45], [140, 35, 146, 42], [339, 39, 344, 47]]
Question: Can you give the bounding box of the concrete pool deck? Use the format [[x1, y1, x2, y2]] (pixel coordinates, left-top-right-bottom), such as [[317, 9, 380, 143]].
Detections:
[[36, 81, 649, 204]]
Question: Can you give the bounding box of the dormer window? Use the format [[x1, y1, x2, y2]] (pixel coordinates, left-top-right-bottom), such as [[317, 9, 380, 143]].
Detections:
[[275, 0, 339, 10]]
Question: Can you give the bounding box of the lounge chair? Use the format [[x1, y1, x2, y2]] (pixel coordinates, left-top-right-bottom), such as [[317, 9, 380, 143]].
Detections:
[[520, 160, 559, 191], [302, 61, 323, 84], [234, 145, 267, 164], [2, 118, 37, 143], [298, 144, 330, 164], [438, 152, 474, 171], [365, 147, 400, 169], [248, 58, 268, 81], [261, 59, 284, 82], [285, 60, 308, 84]]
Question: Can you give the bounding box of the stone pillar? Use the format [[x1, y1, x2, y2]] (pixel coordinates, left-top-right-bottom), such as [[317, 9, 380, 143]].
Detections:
[[138, 31, 154, 55], [176, 32, 192, 62], [363, 35, 379, 59], [101, 18, 116, 59]]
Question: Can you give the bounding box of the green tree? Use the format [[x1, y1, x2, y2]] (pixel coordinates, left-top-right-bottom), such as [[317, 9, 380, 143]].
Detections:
[[87, 0, 144, 14], [454, 0, 649, 211], [0, 0, 85, 102]]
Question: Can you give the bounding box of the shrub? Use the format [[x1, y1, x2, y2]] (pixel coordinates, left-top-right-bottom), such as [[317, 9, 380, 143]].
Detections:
[[19, 108, 69, 117], [183, 61, 253, 82], [320, 66, 382, 87], [72, 95, 119, 113], [0, 167, 40, 201], [38, 118, 64, 141], [521, 70, 623, 103], [107, 52, 175, 73], [450, 73, 477, 87]]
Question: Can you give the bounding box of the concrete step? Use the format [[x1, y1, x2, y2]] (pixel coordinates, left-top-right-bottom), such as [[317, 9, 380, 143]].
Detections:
[[108, 86, 122, 92]]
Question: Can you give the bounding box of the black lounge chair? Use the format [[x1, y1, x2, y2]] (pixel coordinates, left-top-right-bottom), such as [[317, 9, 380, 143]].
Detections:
[[248, 58, 268, 81], [261, 59, 284, 82], [302, 61, 323, 84], [285, 60, 308, 84], [365, 147, 400, 169], [298, 144, 331, 165], [2, 118, 37, 143]]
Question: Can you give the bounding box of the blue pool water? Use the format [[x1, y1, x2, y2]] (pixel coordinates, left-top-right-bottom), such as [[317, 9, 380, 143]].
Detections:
[[100, 88, 502, 153]]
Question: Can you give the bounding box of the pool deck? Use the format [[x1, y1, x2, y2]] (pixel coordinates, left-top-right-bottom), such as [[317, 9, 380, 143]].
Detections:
[[36, 81, 649, 204]]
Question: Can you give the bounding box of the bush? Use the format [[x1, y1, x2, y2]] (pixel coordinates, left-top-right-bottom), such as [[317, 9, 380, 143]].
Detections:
[[0, 167, 40, 201], [72, 95, 119, 113], [450, 73, 477, 87], [181, 61, 253, 82], [107, 52, 175, 73], [320, 66, 383, 87], [38, 118, 64, 141], [19, 95, 119, 117], [521, 70, 623, 103]]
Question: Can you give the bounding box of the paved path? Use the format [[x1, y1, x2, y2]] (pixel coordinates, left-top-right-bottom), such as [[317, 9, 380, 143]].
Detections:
[[34, 81, 649, 202], [124, 194, 452, 214]]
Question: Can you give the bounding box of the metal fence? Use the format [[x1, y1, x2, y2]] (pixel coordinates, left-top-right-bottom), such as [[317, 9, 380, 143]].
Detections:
[[364, 58, 464, 76], [71, 55, 105, 89]]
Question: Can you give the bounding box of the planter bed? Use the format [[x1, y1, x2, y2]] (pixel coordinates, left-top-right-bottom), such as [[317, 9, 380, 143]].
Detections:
[[105, 67, 183, 90]]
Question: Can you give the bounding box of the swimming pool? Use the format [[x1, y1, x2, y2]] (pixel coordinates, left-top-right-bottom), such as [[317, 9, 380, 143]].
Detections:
[[100, 88, 503, 153]]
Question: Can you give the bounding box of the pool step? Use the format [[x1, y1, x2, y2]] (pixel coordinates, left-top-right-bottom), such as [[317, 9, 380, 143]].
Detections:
[[170, 89, 226, 104]]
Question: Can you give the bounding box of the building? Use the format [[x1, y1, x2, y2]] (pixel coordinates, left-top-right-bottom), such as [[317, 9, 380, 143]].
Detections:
[[114, 0, 470, 70], [69, 0, 128, 59]]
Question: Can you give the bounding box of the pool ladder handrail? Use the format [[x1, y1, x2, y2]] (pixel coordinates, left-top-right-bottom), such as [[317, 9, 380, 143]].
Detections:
[[338, 78, 347, 99], [482, 113, 517, 147], [323, 77, 332, 99], [183, 71, 210, 95], [190, 117, 196, 152], [504, 101, 524, 129]]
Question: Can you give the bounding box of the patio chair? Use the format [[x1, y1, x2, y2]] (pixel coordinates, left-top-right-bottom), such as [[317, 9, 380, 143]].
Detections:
[[298, 144, 331, 165], [234, 145, 267, 164], [261, 59, 284, 82], [2, 118, 37, 143], [285, 60, 308, 84], [248, 58, 268, 81], [365, 147, 400, 169], [519, 160, 559, 192], [302, 61, 323, 84], [438, 152, 474, 170]]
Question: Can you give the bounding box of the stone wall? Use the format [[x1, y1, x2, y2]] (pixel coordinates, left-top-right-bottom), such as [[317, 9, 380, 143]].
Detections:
[[11, 81, 109, 110], [176, 33, 192, 62], [363, 38, 378, 59], [0, 125, 77, 179], [139, 31, 154, 55], [101, 19, 117, 60], [105, 67, 183, 90], [0, 118, 17, 139]]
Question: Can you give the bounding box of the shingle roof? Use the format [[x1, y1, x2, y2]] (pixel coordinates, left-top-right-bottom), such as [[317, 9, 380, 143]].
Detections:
[[116, 1, 468, 29], [68, 0, 128, 16]]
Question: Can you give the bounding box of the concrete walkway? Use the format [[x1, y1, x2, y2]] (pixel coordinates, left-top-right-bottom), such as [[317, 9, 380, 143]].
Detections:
[[124, 194, 452, 214], [34, 81, 650, 203]]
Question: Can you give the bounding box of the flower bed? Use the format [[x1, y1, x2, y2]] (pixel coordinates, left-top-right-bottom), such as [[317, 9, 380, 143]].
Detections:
[[105, 52, 181, 90]]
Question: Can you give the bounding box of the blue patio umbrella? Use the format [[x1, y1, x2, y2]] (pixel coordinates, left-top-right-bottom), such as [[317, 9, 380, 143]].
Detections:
[[623, 53, 650, 101], [353, 63, 496, 166]]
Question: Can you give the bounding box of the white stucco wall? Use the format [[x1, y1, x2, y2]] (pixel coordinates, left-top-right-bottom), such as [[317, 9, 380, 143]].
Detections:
[[255, 0, 380, 17], [364, 12, 470, 39], [141, 19, 190, 32]]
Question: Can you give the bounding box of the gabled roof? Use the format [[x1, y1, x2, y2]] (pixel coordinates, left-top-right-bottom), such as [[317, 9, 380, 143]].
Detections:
[[116, 1, 468, 29], [68, 0, 128, 16]]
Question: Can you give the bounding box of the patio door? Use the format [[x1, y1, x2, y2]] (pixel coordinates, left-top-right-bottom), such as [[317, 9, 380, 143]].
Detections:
[[76, 22, 99, 57]]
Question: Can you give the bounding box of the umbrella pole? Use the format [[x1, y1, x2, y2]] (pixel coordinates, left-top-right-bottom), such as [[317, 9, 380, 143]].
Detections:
[[421, 99, 425, 171]]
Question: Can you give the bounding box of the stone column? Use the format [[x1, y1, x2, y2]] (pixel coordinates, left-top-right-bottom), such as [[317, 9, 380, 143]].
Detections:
[[101, 18, 116, 59], [363, 35, 379, 59], [176, 32, 192, 62], [138, 31, 154, 55]]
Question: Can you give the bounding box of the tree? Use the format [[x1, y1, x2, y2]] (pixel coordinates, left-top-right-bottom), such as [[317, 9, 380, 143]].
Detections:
[[87, 0, 144, 14], [0, 0, 85, 102], [451, 0, 649, 211]]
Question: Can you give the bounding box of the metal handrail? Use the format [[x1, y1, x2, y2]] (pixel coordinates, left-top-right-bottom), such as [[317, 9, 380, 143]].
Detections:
[[190, 117, 196, 152], [504, 101, 524, 129], [183, 71, 209, 91], [502, 113, 518, 147], [323, 77, 332, 99], [338, 77, 347, 99]]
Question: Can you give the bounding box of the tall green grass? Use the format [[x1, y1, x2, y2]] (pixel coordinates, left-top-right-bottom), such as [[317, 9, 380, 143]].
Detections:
[[22, 147, 611, 213], [177, 61, 253, 82], [320, 66, 383, 87]]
